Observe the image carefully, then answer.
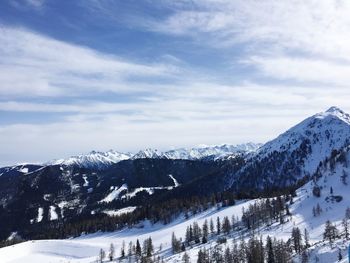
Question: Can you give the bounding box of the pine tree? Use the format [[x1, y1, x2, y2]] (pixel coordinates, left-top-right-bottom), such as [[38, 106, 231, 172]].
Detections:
[[202, 219, 209, 241], [144, 237, 154, 257], [171, 232, 181, 254], [338, 249, 343, 261], [108, 243, 115, 261], [224, 246, 233, 263], [99, 248, 106, 263], [291, 227, 302, 254], [222, 216, 231, 235], [193, 222, 202, 244], [323, 220, 338, 245], [182, 252, 190, 263], [342, 218, 349, 240], [210, 218, 215, 235], [266, 236, 275, 263], [128, 241, 133, 257], [304, 228, 310, 248], [216, 217, 221, 235], [185, 226, 191, 244], [136, 239, 142, 257], [121, 240, 125, 258]]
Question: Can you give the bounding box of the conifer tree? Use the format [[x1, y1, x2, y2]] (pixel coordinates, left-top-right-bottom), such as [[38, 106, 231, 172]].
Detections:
[[266, 236, 274, 263], [202, 219, 209, 241], [222, 216, 231, 234], [323, 220, 338, 245], [136, 239, 142, 257], [304, 228, 310, 248], [216, 217, 221, 235], [210, 218, 215, 235], [99, 248, 106, 263], [108, 243, 115, 261], [120, 240, 125, 258], [343, 217, 349, 240], [182, 252, 190, 263], [291, 227, 302, 254]]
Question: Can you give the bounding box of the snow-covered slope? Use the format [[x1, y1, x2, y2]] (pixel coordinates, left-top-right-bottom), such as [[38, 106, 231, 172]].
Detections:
[[258, 106, 350, 175], [228, 107, 350, 190]]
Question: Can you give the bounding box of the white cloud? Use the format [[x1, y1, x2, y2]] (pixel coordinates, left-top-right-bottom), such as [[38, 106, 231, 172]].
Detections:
[[246, 56, 350, 86], [0, 26, 179, 98], [152, 0, 350, 58]]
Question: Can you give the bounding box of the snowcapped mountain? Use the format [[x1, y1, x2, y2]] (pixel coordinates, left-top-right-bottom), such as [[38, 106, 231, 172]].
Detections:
[[131, 148, 161, 159], [162, 142, 262, 160], [131, 143, 261, 161], [228, 106, 350, 190], [258, 106, 350, 170], [48, 150, 133, 169], [46, 143, 261, 169]]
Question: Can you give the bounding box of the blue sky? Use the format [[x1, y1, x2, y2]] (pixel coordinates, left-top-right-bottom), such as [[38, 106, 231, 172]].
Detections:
[[1, 0, 350, 165]]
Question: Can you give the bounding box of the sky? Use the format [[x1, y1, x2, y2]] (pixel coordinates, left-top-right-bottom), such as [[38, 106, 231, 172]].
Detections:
[[1, 0, 350, 165]]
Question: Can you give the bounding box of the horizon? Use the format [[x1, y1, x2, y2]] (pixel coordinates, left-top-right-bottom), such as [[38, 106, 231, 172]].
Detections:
[[2, 1, 350, 166], [2, 105, 345, 167]]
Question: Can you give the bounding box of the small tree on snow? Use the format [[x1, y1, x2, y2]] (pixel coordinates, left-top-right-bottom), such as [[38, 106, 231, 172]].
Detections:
[[182, 252, 190, 263], [99, 248, 106, 263], [343, 218, 349, 240], [338, 249, 343, 261], [323, 220, 338, 245], [108, 243, 115, 261]]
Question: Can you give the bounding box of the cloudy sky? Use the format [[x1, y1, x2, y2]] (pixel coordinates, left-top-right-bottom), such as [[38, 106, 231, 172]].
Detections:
[[1, 0, 350, 165]]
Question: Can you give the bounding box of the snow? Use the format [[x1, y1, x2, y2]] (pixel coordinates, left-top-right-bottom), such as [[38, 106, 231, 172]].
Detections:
[[49, 206, 58, 221], [37, 208, 43, 223], [103, 206, 137, 217], [0, 200, 254, 263], [133, 143, 262, 161], [169, 174, 179, 187], [82, 174, 89, 187], [100, 177, 181, 203], [57, 201, 68, 218], [245, 107, 350, 184], [7, 232, 18, 241], [44, 143, 261, 170], [99, 184, 128, 203], [18, 167, 28, 173], [48, 150, 132, 169]]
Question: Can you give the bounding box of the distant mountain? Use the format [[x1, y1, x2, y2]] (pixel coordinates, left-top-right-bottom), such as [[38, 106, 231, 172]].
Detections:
[[46, 143, 261, 169], [47, 150, 133, 170], [161, 143, 261, 160]]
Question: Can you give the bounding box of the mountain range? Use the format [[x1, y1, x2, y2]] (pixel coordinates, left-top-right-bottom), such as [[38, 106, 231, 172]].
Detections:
[[1, 106, 350, 252], [46, 142, 262, 170]]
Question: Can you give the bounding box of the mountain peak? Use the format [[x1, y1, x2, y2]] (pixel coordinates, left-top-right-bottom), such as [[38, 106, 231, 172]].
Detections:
[[316, 106, 350, 124], [325, 106, 344, 114]]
